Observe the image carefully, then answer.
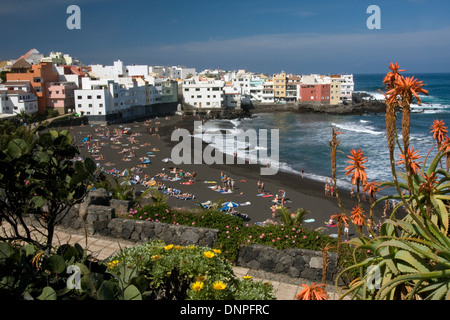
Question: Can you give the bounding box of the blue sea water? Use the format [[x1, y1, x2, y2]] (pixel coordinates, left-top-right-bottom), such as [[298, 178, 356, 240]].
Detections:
[[202, 73, 450, 194]]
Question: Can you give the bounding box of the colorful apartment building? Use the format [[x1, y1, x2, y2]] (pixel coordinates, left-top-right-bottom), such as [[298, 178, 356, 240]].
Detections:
[[299, 83, 331, 103], [6, 60, 59, 114], [47, 82, 78, 114], [273, 72, 287, 101]]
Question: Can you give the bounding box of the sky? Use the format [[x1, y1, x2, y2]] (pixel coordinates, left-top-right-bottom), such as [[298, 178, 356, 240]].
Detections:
[[1, 0, 450, 75]]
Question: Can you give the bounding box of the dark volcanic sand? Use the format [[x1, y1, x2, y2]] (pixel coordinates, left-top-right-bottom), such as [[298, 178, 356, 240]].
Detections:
[[60, 114, 386, 238]]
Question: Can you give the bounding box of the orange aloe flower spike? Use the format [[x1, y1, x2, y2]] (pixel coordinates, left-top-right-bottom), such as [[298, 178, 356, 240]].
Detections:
[[295, 283, 329, 300], [363, 180, 379, 196], [344, 149, 368, 186], [351, 206, 366, 228], [383, 61, 406, 87], [387, 75, 429, 106], [397, 147, 422, 174], [430, 119, 448, 145], [331, 213, 349, 225]]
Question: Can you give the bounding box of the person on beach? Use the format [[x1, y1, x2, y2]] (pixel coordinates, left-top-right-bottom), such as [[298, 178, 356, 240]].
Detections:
[[350, 187, 355, 198], [344, 222, 349, 239], [257, 180, 261, 193], [271, 204, 277, 219], [280, 189, 286, 205], [301, 168, 304, 178], [260, 182, 265, 193]]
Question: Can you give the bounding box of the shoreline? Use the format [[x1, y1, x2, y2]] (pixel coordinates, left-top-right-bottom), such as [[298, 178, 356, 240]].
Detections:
[[67, 113, 386, 239]]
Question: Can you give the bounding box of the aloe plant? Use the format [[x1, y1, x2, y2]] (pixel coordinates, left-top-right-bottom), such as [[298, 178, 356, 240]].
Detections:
[[334, 63, 450, 300]]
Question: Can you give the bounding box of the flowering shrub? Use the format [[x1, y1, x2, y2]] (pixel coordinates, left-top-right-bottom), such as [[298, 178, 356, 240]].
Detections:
[[107, 240, 276, 300], [126, 203, 341, 263]]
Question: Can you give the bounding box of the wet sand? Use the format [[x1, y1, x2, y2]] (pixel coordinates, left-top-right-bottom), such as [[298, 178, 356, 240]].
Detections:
[[63, 114, 385, 238]]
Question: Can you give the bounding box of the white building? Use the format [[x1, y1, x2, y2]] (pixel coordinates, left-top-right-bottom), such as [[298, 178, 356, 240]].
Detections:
[[74, 77, 135, 117], [329, 74, 354, 101], [182, 77, 224, 109], [262, 80, 274, 103], [90, 60, 150, 80], [170, 66, 197, 80], [0, 89, 38, 115]]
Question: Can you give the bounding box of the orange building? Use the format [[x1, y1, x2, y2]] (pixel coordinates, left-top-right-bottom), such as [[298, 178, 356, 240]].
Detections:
[[6, 60, 59, 114]]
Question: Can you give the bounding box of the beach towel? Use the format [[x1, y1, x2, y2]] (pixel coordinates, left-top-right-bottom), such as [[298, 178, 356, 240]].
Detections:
[[181, 182, 194, 185], [304, 219, 315, 223], [326, 223, 338, 227], [203, 181, 217, 184], [239, 201, 251, 206], [261, 194, 273, 198]]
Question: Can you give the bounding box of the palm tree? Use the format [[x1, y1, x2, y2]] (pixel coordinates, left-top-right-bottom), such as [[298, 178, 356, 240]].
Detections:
[[278, 206, 310, 227]]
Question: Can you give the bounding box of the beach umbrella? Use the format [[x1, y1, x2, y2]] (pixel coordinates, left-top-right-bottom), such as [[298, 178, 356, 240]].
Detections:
[[223, 202, 239, 208]]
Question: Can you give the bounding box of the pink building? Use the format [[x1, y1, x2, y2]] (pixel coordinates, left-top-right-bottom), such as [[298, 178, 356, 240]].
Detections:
[[47, 82, 78, 114], [299, 84, 330, 103]]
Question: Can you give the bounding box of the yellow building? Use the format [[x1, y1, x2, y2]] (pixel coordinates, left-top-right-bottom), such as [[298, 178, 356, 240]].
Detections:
[[329, 77, 342, 105], [273, 72, 287, 101]]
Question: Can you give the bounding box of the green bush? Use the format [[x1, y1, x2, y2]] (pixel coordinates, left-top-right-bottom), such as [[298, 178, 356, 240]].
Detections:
[[0, 241, 110, 300], [107, 240, 276, 300]]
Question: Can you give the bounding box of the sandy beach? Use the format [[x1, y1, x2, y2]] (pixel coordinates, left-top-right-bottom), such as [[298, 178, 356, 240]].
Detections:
[[63, 114, 385, 238]]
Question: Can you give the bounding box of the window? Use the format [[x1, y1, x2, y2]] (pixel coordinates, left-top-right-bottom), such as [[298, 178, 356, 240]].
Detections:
[[97, 95, 101, 99], [78, 104, 82, 108], [87, 95, 92, 99], [33, 77, 42, 83], [89, 104, 92, 108], [77, 96, 82, 99]]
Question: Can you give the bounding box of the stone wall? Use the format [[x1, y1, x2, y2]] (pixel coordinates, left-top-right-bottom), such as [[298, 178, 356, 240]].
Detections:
[[235, 244, 338, 283], [59, 188, 218, 248], [59, 189, 337, 283]]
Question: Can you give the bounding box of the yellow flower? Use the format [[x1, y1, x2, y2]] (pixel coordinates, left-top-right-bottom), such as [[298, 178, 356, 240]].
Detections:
[[191, 281, 204, 292], [212, 281, 227, 291], [107, 260, 119, 269], [188, 245, 195, 250], [203, 251, 215, 259], [151, 255, 161, 260], [175, 245, 183, 250], [243, 276, 252, 280], [164, 244, 174, 251], [213, 249, 222, 254]]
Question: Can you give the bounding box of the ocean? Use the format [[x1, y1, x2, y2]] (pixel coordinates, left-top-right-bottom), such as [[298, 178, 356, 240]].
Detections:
[[200, 73, 450, 195]]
